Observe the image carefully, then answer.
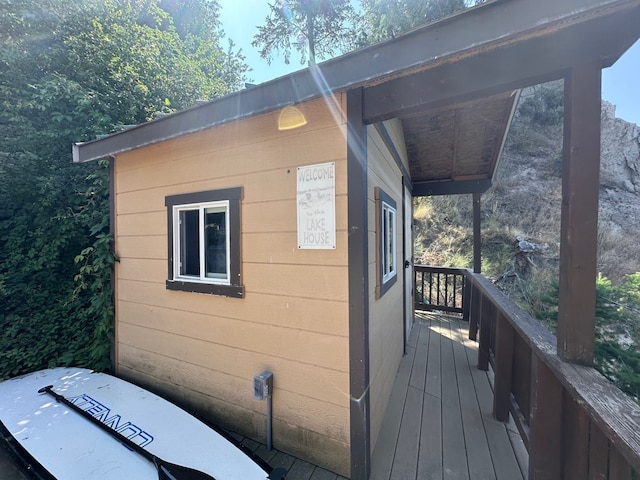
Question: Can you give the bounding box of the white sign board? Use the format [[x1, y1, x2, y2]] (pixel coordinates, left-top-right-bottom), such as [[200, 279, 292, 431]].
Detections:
[[297, 162, 336, 249]]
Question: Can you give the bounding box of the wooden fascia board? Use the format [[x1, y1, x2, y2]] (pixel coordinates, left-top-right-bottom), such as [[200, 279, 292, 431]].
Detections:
[[363, 1, 640, 123], [72, 0, 640, 163]]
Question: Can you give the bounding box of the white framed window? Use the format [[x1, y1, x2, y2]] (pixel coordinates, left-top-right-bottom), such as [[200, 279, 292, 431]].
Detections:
[[174, 201, 230, 284], [165, 187, 243, 298], [381, 200, 397, 283], [376, 187, 398, 298]]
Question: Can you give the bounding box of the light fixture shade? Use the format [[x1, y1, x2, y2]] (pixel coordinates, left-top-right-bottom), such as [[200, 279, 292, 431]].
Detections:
[[278, 106, 307, 130]]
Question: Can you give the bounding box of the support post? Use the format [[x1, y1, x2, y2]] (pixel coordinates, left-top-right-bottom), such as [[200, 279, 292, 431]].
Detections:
[[472, 192, 482, 274], [557, 62, 601, 365]]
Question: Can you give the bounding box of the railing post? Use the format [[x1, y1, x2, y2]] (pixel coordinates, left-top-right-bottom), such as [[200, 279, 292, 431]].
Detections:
[[493, 313, 514, 422], [529, 357, 563, 480], [473, 192, 482, 274]]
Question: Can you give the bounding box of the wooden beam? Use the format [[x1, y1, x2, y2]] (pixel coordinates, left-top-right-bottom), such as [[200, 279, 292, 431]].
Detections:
[[557, 62, 601, 365], [413, 179, 491, 196]]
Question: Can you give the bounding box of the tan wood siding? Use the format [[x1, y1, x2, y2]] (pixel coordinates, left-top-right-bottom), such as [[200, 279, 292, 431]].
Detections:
[[116, 279, 348, 337], [112, 95, 350, 475], [366, 120, 407, 452]]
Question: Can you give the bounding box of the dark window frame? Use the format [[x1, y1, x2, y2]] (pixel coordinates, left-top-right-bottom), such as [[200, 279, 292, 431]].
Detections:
[[165, 187, 243, 298], [375, 187, 397, 298]]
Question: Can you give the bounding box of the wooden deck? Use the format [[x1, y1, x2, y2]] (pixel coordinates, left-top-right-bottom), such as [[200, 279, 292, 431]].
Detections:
[[370, 312, 528, 480]]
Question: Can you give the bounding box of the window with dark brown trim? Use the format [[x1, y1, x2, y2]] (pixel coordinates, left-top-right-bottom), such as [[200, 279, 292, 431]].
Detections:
[[165, 187, 243, 298]]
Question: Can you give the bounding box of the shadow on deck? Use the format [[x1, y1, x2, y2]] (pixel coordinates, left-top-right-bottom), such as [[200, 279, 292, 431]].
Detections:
[[371, 312, 528, 480]]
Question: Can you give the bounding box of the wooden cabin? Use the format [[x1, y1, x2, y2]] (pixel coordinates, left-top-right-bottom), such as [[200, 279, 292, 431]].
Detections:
[[73, 0, 640, 478]]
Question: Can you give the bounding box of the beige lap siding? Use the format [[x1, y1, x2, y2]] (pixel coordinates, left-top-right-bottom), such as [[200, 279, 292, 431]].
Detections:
[[366, 120, 409, 453], [112, 95, 351, 475]]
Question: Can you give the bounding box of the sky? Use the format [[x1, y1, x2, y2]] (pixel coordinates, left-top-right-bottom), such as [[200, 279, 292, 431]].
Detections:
[[219, 1, 640, 126]]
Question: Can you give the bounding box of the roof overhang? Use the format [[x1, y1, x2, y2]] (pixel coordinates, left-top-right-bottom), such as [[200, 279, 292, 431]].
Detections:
[[73, 0, 640, 193]]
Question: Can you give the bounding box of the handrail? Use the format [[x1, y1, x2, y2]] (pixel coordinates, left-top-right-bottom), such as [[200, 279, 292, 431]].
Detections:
[[466, 272, 640, 477]]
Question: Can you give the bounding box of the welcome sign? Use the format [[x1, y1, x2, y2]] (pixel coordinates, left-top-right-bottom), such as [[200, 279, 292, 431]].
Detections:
[[297, 162, 336, 249]]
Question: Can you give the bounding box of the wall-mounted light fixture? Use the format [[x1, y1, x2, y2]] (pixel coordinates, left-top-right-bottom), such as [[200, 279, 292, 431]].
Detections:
[[278, 106, 307, 131]]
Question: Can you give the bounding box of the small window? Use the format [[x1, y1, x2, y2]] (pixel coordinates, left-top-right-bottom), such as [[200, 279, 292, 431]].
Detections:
[[382, 201, 396, 283], [376, 187, 397, 298], [165, 188, 243, 298]]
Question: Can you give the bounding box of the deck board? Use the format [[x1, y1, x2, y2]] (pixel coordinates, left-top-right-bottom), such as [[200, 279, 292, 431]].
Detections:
[[440, 320, 470, 480], [371, 312, 528, 480], [417, 392, 443, 478], [390, 386, 423, 479], [369, 342, 416, 480]]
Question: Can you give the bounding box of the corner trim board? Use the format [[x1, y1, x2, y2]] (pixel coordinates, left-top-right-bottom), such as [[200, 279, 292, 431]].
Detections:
[[347, 87, 370, 480]]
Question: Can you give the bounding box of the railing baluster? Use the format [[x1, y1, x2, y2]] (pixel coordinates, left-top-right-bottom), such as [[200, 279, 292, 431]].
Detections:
[[478, 293, 492, 371], [444, 273, 449, 307], [563, 396, 590, 480], [610, 448, 633, 480], [468, 283, 479, 340], [588, 424, 608, 480], [452, 274, 457, 309], [493, 312, 514, 422], [529, 357, 563, 480]]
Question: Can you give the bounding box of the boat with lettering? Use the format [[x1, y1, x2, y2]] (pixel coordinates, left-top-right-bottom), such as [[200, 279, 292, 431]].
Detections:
[[0, 367, 284, 480]]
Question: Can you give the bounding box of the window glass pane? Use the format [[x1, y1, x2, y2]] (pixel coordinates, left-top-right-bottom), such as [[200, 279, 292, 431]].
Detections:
[[179, 209, 200, 277], [204, 207, 227, 279], [383, 207, 389, 274], [387, 208, 395, 274], [381, 201, 396, 283]]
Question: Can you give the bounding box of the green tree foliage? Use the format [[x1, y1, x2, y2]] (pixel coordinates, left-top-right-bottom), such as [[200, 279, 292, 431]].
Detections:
[[536, 274, 640, 402], [251, 0, 485, 67], [252, 0, 357, 65], [354, 0, 482, 46], [0, 0, 248, 380]]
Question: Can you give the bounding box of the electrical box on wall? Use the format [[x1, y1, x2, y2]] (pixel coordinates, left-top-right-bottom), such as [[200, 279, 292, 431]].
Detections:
[[253, 371, 273, 400]]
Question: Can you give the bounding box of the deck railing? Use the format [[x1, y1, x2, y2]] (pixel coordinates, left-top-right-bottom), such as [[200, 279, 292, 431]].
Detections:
[[464, 271, 640, 479], [414, 265, 469, 321]]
